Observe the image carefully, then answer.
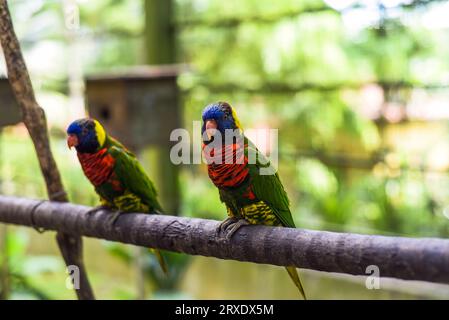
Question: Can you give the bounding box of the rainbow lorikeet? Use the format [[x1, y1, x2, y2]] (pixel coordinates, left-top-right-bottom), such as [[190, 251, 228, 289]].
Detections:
[[66, 118, 167, 274], [201, 102, 306, 299]]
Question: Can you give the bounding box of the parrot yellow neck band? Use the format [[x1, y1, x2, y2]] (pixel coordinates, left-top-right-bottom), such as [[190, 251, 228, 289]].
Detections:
[[231, 108, 242, 131], [94, 119, 106, 147]]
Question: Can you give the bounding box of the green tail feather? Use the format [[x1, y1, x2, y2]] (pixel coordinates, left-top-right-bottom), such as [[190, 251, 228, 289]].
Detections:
[[285, 266, 307, 300], [149, 248, 169, 276]]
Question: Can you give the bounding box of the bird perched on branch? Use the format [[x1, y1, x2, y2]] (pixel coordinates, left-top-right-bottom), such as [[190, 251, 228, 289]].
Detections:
[[201, 102, 306, 299], [66, 118, 168, 274]]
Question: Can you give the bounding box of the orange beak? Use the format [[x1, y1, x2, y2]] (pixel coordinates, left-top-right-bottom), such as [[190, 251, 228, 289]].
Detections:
[[67, 134, 78, 149], [205, 119, 217, 139]]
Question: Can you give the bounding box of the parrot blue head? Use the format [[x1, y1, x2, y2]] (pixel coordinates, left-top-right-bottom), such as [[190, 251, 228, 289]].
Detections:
[[67, 118, 107, 154], [201, 102, 242, 144]]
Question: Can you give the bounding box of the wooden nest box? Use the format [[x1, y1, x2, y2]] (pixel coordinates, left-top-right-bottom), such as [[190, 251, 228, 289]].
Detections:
[[85, 66, 181, 150], [0, 77, 21, 128]]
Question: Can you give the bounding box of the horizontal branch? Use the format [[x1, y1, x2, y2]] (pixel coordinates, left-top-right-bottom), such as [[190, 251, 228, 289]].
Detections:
[[176, 0, 444, 30], [0, 195, 448, 284], [177, 6, 336, 29], [282, 149, 449, 174], [182, 80, 449, 95]]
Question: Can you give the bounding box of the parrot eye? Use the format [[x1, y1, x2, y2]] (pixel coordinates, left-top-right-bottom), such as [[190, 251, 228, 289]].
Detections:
[[82, 127, 88, 135], [223, 113, 229, 120]]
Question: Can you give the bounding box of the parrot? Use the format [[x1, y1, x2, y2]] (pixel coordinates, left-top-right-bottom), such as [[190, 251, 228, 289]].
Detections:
[[201, 102, 307, 299], [66, 118, 168, 275]]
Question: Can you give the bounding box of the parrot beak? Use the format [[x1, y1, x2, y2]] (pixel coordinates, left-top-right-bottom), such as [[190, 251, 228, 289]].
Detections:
[[205, 119, 217, 139], [67, 134, 78, 149]]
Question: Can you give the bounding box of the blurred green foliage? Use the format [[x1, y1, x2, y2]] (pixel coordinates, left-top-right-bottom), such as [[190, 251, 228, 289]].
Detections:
[[0, 228, 58, 299], [1, 0, 449, 299]]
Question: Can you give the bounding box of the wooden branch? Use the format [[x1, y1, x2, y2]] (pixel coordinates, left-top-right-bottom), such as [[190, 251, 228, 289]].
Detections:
[[182, 80, 449, 95], [0, 195, 448, 285], [0, 0, 94, 300], [177, 6, 335, 30]]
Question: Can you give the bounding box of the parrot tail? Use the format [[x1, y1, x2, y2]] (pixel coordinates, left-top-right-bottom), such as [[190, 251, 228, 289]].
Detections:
[[285, 266, 307, 300], [149, 248, 169, 276]]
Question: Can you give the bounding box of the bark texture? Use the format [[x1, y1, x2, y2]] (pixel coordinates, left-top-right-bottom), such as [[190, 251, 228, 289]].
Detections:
[[1, 195, 448, 284], [0, 1, 94, 299]]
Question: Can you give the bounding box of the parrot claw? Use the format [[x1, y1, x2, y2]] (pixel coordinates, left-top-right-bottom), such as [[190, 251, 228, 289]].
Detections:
[[225, 219, 250, 240], [108, 210, 125, 226], [86, 205, 110, 216], [216, 217, 238, 236]]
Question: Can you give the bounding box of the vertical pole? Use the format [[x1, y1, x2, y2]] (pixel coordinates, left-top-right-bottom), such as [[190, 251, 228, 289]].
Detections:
[[144, 0, 180, 215], [144, 0, 176, 65], [63, 0, 85, 121]]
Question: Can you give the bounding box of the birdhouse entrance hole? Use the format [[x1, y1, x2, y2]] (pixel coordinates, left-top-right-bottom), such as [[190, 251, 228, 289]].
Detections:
[[99, 105, 111, 121]]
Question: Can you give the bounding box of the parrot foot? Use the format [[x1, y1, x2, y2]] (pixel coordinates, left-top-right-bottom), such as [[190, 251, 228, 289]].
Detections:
[[225, 219, 250, 240], [86, 205, 110, 216], [216, 217, 239, 236], [108, 210, 125, 226]]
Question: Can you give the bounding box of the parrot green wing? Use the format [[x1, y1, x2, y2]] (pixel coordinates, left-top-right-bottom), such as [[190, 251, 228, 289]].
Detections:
[[106, 136, 136, 157], [108, 146, 163, 213], [245, 137, 296, 228]]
